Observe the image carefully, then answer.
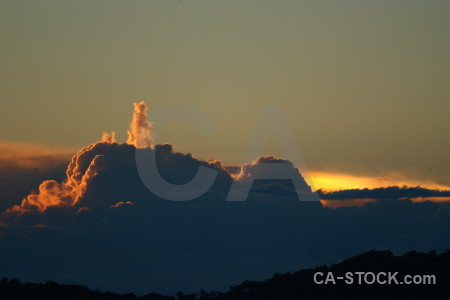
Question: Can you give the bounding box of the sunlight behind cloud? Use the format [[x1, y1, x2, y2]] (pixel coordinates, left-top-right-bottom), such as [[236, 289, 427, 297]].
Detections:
[[310, 171, 450, 192]]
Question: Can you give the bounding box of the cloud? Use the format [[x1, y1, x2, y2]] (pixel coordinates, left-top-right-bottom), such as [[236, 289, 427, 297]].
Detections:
[[236, 156, 310, 192], [101, 131, 116, 144], [0, 142, 74, 212], [318, 187, 450, 209], [310, 171, 450, 191], [1, 101, 449, 295], [1, 189, 450, 294], [109, 201, 134, 209], [403, 196, 450, 203], [0, 141, 235, 227], [1, 102, 155, 223], [126, 101, 154, 148], [320, 198, 376, 209], [318, 186, 450, 200], [3, 142, 116, 218]]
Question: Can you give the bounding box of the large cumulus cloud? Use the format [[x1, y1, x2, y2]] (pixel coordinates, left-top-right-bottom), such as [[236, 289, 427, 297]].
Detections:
[[0, 142, 72, 212], [0, 102, 449, 295]]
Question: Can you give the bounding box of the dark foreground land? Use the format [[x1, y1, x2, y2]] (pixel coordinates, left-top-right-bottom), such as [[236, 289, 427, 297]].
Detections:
[[1, 249, 449, 300]]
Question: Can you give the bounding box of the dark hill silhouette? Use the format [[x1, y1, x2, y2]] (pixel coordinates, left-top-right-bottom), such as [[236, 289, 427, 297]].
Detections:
[[1, 249, 449, 300], [0, 279, 173, 300]]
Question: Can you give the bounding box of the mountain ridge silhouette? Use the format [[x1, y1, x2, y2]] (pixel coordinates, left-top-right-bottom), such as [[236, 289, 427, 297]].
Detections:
[[1, 249, 449, 300]]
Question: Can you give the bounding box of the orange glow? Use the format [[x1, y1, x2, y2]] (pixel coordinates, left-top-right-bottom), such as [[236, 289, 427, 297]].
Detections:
[[320, 198, 376, 209], [0, 142, 75, 168], [109, 201, 135, 209], [6, 140, 115, 215], [101, 131, 116, 143], [400, 197, 450, 203], [3, 102, 154, 218], [310, 171, 450, 192]]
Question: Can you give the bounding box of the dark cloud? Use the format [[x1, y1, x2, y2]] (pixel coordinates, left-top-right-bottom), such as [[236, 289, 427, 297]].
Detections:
[[0, 102, 449, 295], [319, 186, 450, 200], [0, 139, 449, 295]]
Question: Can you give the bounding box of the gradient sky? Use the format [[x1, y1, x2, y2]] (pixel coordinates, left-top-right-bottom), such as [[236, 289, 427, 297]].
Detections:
[[1, 0, 449, 187]]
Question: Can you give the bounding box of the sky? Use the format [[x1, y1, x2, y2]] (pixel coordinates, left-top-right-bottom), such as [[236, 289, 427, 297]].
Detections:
[[1, 0, 449, 186]]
